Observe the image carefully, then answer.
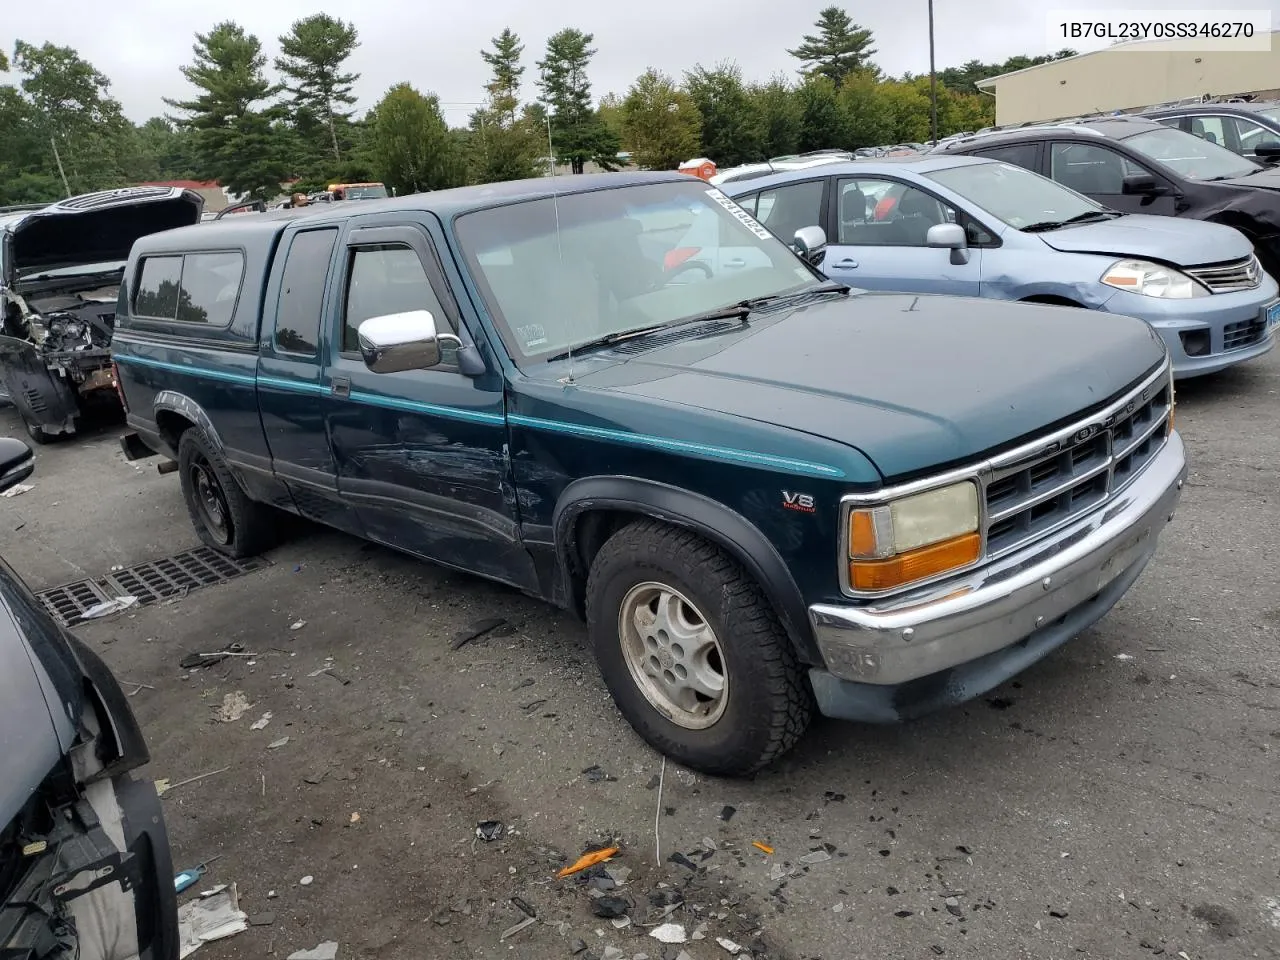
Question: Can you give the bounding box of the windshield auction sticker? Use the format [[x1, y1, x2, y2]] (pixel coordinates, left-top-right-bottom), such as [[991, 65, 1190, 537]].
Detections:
[[705, 188, 775, 241]]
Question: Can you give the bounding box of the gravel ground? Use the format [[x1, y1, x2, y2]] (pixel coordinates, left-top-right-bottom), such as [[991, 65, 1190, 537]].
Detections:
[[1, 347, 1278, 960]]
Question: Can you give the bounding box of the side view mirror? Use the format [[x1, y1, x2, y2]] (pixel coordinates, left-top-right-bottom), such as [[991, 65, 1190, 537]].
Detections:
[[792, 225, 828, 265], [1121, 174, 1162, 195], [0, 437, 34, 493], [926, 223, 971, 265], [357, 310, 461, 373], [1253, 141, 1280, 162]]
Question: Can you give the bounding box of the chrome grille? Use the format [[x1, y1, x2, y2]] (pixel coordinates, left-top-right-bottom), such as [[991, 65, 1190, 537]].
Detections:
[[1186, 255, 1261, 294], [1223, 317, 1267, 351], [982, 368, 1173, 559]]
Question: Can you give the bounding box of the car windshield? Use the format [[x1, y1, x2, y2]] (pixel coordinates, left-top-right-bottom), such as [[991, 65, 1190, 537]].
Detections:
[[454, 180, 819, 364], [925, 160, 1104, 229], [1124, 125, 1259, 180]]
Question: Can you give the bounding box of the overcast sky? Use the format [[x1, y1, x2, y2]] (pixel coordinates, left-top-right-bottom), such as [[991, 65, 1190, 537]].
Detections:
[[6, 0, 1278, 124]]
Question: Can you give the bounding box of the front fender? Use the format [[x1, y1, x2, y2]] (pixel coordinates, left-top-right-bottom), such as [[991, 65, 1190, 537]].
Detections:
[[552, 477, 823, 666]]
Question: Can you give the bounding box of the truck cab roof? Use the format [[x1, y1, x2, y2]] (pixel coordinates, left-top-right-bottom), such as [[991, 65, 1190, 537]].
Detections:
[[130, 172, 695, 259]]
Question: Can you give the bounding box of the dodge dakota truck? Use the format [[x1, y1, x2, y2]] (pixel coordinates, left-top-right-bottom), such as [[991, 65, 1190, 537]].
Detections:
[[112, 172, 1188, 776]]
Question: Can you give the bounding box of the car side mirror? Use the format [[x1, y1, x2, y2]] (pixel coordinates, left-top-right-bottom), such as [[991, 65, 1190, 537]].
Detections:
[[792, 225, 827, 265], [1254, 141, 1280, 162], [0, 437, 34, 493], [926, 222, 971, 265], [1121, 174, 1162, 195], [357, 310, 461, 373]]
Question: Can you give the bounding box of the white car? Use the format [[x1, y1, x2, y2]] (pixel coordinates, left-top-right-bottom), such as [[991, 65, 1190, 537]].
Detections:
[[710, 151, 854, 187]]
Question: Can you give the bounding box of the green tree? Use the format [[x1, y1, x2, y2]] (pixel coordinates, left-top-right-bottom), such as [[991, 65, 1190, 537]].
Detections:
[[369, 83, 466, 195], [749, 78, 803, 159], [275, 14, 360, 163], [597, 92, 627, 149], [838, 70, 893, 147], [621, 69, 701, 171], [165, 22, 290, 201], [795, 75, 843, 152], [11, 41, 132, 194], [537, 28, 618, 174], [684, 62, 762, 167], [481, 27, 524, 125], [470, 28, 541, 183], [788, 7, 877, 86]]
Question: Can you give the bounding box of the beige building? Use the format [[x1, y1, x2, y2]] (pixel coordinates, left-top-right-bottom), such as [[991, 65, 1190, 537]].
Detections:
[[978, 31, 1280, 126]]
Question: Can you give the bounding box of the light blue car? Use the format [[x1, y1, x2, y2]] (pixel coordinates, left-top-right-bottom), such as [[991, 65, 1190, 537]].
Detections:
[[721, 155, 1279, 378]]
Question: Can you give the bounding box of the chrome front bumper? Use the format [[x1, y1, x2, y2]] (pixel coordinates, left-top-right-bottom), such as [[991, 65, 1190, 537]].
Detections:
[[808, 431, 1187, 690]]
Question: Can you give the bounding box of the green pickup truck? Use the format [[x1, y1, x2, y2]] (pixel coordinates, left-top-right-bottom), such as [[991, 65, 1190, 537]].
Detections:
[[113, 171, 1187, 775]]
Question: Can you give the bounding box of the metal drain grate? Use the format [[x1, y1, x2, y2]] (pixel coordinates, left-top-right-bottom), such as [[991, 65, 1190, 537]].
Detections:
[[37, 579, 113, 626], [37, 547, 270, 626]]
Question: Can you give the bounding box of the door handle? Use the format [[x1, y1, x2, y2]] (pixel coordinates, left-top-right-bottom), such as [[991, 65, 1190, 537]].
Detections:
[[331, 377, 350, 398], [725, 258, 746, 268], [831, 258, 859, 269]]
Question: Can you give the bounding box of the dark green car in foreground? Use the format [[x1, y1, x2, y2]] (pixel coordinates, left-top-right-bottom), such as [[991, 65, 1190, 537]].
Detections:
[[112, 171, 1187, 775]]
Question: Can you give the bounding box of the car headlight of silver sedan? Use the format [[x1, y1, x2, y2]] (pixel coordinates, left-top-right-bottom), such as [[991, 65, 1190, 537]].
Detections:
[[1100, 259, 1209, 299]]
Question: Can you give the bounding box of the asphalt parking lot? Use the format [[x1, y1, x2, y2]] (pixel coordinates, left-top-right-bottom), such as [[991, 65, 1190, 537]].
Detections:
[[2, 348, 1279, 960]]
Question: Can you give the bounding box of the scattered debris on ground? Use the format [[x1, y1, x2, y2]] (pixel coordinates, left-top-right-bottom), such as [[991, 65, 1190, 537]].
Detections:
[[559, 845, 620, 878], [217, 691, 252, 722], [177, 883, 247, 957], [476, 820, 505, 842], [449, 616, 510, 650], [155, 767, 229, 797], [78, 595, 138, 621], [250, 712, 272, 730], [286, 941, 338, 960]]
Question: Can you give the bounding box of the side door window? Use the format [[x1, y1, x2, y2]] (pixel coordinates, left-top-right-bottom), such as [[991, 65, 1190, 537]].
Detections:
[[1049, 142, 1136, 195], [274, 228, 339, 356], [836, 177, 958, 247], [752, 179, 825, 242], [1226, 116, 1276, 158], [1187, 115, 1231, 150], [342, 243, 455, 363], [972, 142, 1040, 173]]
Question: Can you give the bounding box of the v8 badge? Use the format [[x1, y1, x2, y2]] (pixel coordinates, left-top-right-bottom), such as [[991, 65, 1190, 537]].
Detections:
[[782, 490, 816, 513]]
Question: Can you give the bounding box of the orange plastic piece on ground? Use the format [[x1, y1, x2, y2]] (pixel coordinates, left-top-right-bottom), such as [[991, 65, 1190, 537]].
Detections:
[[557, 845, 621, 878]]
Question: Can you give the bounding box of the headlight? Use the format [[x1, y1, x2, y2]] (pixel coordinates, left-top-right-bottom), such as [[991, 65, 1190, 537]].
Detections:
[[1101, 259, 1209, 299], [846, 481, 981, 592]]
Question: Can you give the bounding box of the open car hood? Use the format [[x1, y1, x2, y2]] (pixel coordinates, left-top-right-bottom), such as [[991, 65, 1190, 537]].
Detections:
[[1, 186, 205, 291]]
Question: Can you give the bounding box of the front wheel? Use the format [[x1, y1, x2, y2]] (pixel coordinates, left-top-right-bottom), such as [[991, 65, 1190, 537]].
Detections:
[[585, 519, 813, 776], [177, 429, 277, 558]]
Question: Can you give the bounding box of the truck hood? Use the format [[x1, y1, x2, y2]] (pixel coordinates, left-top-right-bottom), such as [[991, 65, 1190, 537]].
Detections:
[[1035, 213, 1253, 267], [576, 291, 1167, 481], [2, 186, 205, 291]]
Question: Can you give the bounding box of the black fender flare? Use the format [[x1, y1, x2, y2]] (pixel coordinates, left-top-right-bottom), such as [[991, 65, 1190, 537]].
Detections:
[[552, 476, 823, 666], [153, 390, 227, 457]]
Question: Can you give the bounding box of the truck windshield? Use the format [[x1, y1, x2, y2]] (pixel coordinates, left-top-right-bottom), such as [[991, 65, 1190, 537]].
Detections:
[[1124, 125, 1258, 180], [925, 161, 1105, 229], [453, 180, 818, 363], [343, 185, 388, 199]]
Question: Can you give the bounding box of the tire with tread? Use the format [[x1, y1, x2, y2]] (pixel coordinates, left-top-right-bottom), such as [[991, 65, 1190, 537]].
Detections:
[[177, 428, 276, 558], [585, 519, 813, 776]]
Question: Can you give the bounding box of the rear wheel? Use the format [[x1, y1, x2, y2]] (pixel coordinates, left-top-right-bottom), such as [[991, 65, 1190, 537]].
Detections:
[[22, 415, 51, 445], [585, 519, 813, 776], [177, 429, 277, 557]]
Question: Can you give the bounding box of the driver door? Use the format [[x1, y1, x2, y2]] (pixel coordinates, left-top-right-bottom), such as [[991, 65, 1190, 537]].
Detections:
[[1048, 141, 1178, 216], [820, 176, 983, 296]]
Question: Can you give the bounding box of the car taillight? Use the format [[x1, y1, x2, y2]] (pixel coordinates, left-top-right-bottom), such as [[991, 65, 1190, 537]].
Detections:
[[112, 360, 129, 414]]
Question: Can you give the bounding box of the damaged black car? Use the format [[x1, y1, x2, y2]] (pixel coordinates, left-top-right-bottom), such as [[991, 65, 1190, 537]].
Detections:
[[0, 437, 179, 960], [934, 115, 1280, 280], [0, 188, 203, 443]]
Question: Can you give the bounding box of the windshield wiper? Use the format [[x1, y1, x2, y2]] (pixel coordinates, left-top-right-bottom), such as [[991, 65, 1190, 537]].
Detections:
[[545, 282, 850, 363], [1021, 210, 1120, 233]]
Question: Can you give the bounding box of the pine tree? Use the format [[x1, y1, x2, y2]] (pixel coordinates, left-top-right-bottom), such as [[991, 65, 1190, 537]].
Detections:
[[276, 14, 360, 165], [537, 28, 618, 174], [471, 28, 541, 183], [481, 27, 524, 125], [788, 7, 878, 86], [165, 22, 290, 201], [684, 62, 763, 167]]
